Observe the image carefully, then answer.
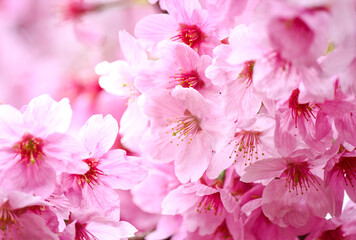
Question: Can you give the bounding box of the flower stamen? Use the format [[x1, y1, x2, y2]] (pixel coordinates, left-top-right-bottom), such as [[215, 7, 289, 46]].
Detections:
[[335, 156, 356, 187], [289, 89, 319, 128], [14, 133, 45, 166], [171, 24, 204, 49], [166, 110, 201, 145], [77, 158, 106, 189], [196, 192, 223, 216], [228, 130, 262, 165], [284, 162, 320, 195], [168, 69, 205, 90]]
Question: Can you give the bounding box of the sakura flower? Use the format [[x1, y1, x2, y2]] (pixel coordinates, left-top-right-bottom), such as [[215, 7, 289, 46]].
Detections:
[[60, 208, 137, 240], [0, 94, 87, 198], [227, 21, 334, 103], [135, 41, 219, 100], [206, 115, 276, 179], [274, 88, 334, 156], [140, 86, 225, 183], [161, 178, 241, 237], [0, 189, 59, 240], [241, 150, 335, 228], [135, 0, 220, 55], [206, 25, 271, 121], [256, 0, 331, 65], [61, 114, 147, 217]]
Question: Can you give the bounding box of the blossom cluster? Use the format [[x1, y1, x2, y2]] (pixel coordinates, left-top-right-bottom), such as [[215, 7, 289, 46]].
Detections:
[[96, 0, 356, 239], [1, 0, 356, 239], [0, 95, 148, 239]]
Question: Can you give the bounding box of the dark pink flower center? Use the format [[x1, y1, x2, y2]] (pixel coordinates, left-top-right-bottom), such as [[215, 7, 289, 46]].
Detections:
[[317, 226, 345, 240], [335, 156, 356, 187], [229, 130, 262, 165], [77, 158, 105, 188], [171, 24, 204, 49], [14, 133, 45, 165], [169, 70, 205, 90], [289, 89, 319, 128], [167, 109, 201, 145], [212, 221, 233, 240], [197, 192, 224, 216], [238, 61, 255, 87], [284, 161, 320, 195]]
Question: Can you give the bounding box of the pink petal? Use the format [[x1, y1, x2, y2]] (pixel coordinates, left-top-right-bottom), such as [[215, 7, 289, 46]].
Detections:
[[132, 169, 173, 214], [0, 105, 24, 147], [7, 191, 46, 209], [163, 0, 201, 22], [206, 148, 235, 179], [19, 213, 59, 240], [146, 215, 182, 240], [119, 30, 147, 65], [79, 114, 118, 158], [262, 179, 310, 228], [0, 162, 56, 198], [81, 184, 121, 220], [23, 95, 72, 138], [44, 133, 88, 174], [175, 133, 212, 183], [240, 157, 286, 183], [135, 14, 178, 44], [86, 220, 137, 240], [162, 185, 199, 215], [100, 150, 148, 190]]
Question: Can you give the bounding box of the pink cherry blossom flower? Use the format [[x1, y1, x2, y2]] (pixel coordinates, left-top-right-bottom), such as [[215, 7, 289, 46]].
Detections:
[[206, 25, 271, 121], [0, 94, 87, 198], [140, 86, 226, 183], [135, 41, 219, 100], [161, 179, 241, 237], [242, 150, 335, 228], [61, 114, 147, 217], [207, 115, 276, 179], [135, 0, 220, 56]]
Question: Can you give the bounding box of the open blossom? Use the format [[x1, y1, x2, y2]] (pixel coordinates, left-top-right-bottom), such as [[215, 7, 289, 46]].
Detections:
[[161, 179, 241, 238], [135, 0, 220, 56], [135, 41, 219, 100], [274, 88, 334, 155], [241, 150, 335, 228], [207, 115, 276, 179], [0, 95, 87, 198], [61, 114, 147, 217], [140, 86, 225, 183], [206, 24, 269, 122]]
